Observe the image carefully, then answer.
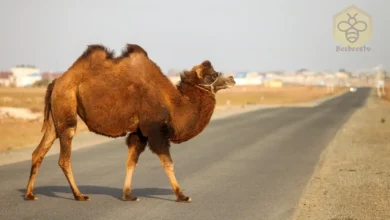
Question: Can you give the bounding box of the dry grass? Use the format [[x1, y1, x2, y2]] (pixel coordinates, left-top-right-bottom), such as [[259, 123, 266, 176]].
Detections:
[[0, 85, 346, 152], [0, 86, 89, 151], [0, 87, 89, 152], [0, 118, 89, 152], [0, 87, 46, 112]]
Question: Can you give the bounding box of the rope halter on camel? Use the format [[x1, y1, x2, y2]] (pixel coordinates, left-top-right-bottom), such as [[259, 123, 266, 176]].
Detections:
[[195, 72, 221, 95]]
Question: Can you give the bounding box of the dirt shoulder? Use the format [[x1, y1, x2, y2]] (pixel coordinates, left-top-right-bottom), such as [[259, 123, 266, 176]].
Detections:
[[291, 90, 390, 220]]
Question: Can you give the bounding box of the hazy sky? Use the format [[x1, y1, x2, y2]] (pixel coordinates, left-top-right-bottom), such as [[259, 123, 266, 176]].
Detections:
[[0, 0, 388, 73]]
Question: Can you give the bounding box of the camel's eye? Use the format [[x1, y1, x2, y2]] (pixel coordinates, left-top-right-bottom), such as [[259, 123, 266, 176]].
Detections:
[[212, 72, 220, 79]]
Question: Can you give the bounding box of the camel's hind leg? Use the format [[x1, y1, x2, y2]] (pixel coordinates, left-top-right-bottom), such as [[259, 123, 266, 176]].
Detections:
[[58, 128, 89, 201], [25, 116, 57, 200], [122, 131, 147, 201], [52, 90, 89, 201], [56, 116, 89, 201]]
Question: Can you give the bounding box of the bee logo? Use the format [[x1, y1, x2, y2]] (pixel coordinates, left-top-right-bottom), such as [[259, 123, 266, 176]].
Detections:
[[333, 5, 371, 47], [337, 13, 368, 43]]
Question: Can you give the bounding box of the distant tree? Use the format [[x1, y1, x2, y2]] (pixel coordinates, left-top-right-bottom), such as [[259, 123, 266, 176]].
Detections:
[[15, 64, 37, 68], [338, 68, 347, 73], [296, 68, 309, 73], [32, 78, 51, 87]]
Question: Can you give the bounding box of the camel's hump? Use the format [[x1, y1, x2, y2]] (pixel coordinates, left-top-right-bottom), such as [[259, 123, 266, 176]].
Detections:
[[72, 44, 149, 67], [80, 44, 115, 60], [79, 44, 148, 60], [121, 44, 148, 57]]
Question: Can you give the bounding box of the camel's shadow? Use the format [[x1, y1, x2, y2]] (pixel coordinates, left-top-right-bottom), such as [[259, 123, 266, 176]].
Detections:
[[18, 186, 174, 201]]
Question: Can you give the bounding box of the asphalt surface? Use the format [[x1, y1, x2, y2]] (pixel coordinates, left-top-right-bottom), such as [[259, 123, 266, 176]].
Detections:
[[0, 88, 369, 220]]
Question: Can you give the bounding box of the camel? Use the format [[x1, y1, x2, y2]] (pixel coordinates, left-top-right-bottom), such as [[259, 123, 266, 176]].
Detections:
[[24, 43, 236, 202]]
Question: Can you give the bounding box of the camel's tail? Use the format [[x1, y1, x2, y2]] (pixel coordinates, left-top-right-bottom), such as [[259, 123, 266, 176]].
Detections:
[[41, 79, 56, 132]]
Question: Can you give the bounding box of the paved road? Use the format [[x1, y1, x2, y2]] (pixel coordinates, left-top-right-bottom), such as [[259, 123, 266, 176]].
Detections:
[[0, 88, 369, 220]]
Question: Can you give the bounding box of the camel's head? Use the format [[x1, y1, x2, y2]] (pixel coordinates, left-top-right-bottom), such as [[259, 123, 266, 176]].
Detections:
[[181, 60, 236, 94]]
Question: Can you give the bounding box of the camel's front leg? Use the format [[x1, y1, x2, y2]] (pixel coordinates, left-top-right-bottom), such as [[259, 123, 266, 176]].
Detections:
[[156, 148, 191, 202], [147, 124, 190, 202]]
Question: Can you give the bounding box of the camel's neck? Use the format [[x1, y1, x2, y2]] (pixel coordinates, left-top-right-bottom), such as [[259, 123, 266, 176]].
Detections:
[[169, 83, 216, 143]]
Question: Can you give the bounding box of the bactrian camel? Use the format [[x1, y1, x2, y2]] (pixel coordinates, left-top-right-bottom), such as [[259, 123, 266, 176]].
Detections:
[[25, 43, 236, 202]]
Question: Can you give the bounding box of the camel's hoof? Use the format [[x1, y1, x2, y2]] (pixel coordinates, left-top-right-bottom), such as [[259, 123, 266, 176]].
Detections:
[[25, 194, 38, 201], [123, 195, 139, 201], [176, 196, 191, 203], [75, 195, 90, 201]]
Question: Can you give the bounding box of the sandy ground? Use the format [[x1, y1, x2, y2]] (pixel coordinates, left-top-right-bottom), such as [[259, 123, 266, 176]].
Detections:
[[291, 89, 390, 220]]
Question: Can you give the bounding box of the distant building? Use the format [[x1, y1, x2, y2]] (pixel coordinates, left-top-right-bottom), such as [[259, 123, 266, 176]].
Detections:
[[235, 72, 247, 78], [223, 72, 237, 77], [0, 71, 15, 87], [166, 68, 183, 77], [169, 76, 181, 84], [10, 65, 41, 87], [245, 72, 263, 85]]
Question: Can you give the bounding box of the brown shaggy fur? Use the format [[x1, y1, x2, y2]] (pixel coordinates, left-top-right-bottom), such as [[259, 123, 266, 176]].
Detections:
[[25, 43, 235, 202]]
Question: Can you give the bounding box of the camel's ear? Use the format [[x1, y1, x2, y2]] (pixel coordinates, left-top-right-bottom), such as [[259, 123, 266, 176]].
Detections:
[[201, 60, 212, 68], [197, 60, 211, 78], [196, 69, 204, 79]]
